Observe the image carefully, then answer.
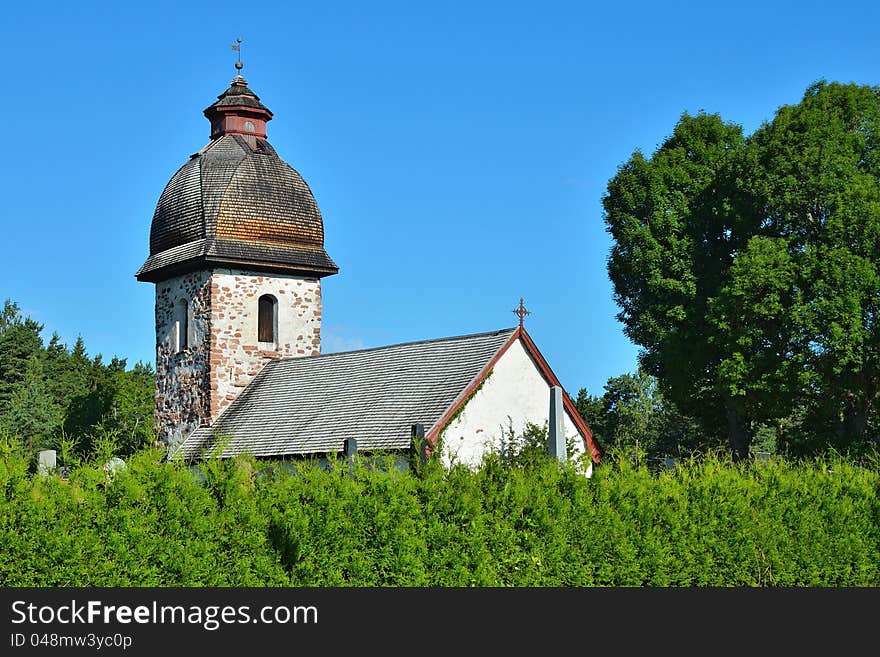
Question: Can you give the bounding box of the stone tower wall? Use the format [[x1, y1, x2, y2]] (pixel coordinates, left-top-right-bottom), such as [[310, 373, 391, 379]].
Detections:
[[155, 270, 213, 446], [208, 269, 322, 420], [154, 268, 322, 445]]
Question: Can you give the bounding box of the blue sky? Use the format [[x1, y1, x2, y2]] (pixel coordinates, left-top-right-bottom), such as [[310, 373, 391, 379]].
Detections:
[[1, 0, 878, 397]]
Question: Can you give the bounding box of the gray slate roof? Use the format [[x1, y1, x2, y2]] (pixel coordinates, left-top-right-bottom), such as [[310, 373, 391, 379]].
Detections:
[[171, 328, 517, 460], [136, 132, 337, 281]]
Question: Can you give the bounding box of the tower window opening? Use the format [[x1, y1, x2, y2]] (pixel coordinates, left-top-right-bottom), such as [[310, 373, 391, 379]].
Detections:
[[258, 294, 278, 345], [174, 298, 189, 353]]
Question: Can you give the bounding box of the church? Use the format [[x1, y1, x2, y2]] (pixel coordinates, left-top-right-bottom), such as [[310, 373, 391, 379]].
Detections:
[[135, 64, 602, 470]]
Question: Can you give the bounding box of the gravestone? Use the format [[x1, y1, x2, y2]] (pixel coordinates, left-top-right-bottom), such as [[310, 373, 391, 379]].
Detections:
[[37, 450, 57, 476], [103, 457, 126, 479]]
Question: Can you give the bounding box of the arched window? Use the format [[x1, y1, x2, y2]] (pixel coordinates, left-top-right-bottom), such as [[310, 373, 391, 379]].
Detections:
[[258, 294, 277, 345], [173, 299, 188, 353]]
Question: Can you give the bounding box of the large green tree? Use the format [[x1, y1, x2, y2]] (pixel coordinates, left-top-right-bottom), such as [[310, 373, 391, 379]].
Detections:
[[603, 81, 880, 458], [603, 112, 748, 455], [744, 81, 880, 454]]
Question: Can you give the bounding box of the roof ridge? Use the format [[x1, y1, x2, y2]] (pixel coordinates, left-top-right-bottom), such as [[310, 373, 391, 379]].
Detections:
[[284, 327, 518, 361], [191, 134, 231, 159]]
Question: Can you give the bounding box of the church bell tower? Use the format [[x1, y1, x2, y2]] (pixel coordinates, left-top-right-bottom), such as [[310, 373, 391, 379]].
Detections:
[[135, 65, 338, 446]]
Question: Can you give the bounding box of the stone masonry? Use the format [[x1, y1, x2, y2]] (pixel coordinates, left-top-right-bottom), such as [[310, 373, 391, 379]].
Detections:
[[208, 269, 322, 420], [155, 268, 322, 446], [155, 270, 212, 446]]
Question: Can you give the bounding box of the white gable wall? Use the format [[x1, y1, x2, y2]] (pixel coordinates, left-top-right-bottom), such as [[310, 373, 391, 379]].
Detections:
[[438, 338, 587, 469]]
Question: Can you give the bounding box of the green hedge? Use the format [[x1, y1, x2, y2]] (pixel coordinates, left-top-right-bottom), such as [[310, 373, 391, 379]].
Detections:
[[1, 445, 878, 586]]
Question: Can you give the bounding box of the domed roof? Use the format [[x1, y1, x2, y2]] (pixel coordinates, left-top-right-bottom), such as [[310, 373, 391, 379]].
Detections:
[[135, 77, 338, 282]]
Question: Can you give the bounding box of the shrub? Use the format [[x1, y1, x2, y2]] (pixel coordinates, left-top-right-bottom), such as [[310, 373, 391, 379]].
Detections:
[[0, 446, 877, 586]]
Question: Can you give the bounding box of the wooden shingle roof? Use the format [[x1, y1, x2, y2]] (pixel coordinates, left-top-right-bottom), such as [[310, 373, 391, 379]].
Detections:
[[136, 78, 337, 282], [170, 328, 518, 460], [205, 76, 272, 112]]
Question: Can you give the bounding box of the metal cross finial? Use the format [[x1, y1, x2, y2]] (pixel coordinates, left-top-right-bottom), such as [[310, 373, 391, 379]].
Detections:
[[231, 37, 243, 72], [513, 297, 531, 328]]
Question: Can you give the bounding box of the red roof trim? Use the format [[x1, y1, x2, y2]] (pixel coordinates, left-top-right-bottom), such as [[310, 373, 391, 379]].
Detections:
[[424, 326, 603, 463], [424, 329, 520, 457]]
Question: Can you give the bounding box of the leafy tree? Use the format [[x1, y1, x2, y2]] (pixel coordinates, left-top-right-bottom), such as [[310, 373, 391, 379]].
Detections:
[[600, 370, 658, 451], [603, 112, 747, 456], [744, 81, 880, 454], [604, 81, 880, 459], [706, 236, 806, 447], [576, 371, 708, 459]]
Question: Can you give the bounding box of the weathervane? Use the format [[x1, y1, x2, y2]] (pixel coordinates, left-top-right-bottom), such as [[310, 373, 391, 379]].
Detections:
[[231, 37, 243, 73], [512, 297, 531, 328]]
